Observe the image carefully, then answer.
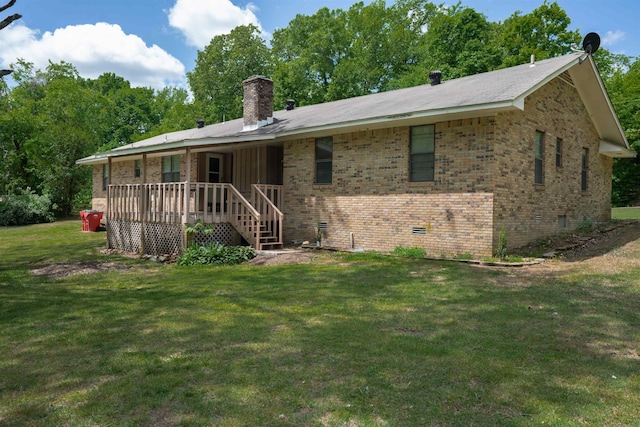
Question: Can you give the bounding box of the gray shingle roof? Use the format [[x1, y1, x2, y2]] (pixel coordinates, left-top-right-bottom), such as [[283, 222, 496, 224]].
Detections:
[[78, 52, 631, 163]]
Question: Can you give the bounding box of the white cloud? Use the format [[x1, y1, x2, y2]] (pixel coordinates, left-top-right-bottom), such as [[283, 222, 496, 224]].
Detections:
[[0, 22, 186, 89], [168, 0, 264, 48], [601, 30, 625, 47]]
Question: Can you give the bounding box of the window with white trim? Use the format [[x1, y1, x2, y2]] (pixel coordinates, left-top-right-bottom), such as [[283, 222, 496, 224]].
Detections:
[[410, 125, 435, 182]]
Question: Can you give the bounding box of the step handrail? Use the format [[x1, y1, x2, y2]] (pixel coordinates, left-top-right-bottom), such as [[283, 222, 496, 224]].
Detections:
[[252, 184, 283, 248], [227, 184, 261, 249]]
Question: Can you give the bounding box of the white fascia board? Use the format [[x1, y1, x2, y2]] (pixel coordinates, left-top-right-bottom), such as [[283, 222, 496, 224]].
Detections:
[[275, 101, 519, 139], [75, 156, 106, 165], [586, 57, 630, 150], [600, 140, 636, 158], [76, 134, 277, 165]]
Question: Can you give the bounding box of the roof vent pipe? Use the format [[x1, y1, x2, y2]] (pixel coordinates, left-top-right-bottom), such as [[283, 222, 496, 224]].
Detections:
[[530, 54, 536, 67], [429, 70, 442, 86], [285, 99, 295, 111], [197, 119, 205, 128]]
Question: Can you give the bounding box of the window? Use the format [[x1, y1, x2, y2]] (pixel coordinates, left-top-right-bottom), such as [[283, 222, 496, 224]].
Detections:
[[315, 137, 333, 184], [134, 159, 141, 178], [410, 125, 435, 182], [581, 148, 589, 191], [555, 138, 563, 168], [207, 154, 222, 183], [102, 164, 109, 191], [162, 155, 181, 182], [534, 131, 544, 185]]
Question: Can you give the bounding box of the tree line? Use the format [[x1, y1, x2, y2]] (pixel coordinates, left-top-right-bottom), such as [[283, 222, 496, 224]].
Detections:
[[1, 0, 639, 220]]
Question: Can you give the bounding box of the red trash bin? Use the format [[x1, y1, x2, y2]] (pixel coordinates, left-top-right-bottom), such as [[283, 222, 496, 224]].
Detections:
[[80, 210, 103, 232]]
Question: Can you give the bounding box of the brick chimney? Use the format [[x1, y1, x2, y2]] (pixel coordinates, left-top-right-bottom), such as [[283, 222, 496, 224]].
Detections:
[[243, 76, 274, 131]]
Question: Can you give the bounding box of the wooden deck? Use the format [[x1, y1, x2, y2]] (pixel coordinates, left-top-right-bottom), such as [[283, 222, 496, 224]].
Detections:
[[107, 183, 283, 250]]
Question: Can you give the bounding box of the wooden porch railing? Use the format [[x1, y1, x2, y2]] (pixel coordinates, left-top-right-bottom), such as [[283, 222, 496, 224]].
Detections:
[[253, 184, 283, 209], [227, 185, 261, 249], [108, 182, 283, 250], [252, 184, 283, 249]]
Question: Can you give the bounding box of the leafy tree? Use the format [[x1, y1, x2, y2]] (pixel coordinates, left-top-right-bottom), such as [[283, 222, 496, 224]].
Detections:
[[498, 0, 580, 68], [328, 0, 395, 99], [271, 7, 350, 106], [30, 62, 112, 215], [601, 54, 640, 205], [188, 24, 270, 123], [0, 60, 43, 195], [393, 3, 501, 86], [85, 73, 158, 149], [137, 86, 201, 139]]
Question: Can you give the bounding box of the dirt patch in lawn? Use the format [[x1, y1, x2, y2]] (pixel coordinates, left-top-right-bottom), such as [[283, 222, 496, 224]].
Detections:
[[506, 220, 640, 278], [31, 261, 131, 278], [249, 250, 319, 266]]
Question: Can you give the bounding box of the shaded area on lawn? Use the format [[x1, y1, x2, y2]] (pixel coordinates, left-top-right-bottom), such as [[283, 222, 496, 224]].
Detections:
[[516, 220, 640, 262], [0, 256, 640, 425], [1, 221, 639, 425]]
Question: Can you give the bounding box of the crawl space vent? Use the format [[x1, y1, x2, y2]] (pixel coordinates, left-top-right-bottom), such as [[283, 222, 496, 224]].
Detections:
[[317, 222, 328, 231], [412, 227, 427, 236]]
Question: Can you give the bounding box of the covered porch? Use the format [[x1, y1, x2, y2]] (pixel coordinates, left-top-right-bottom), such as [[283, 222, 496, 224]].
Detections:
[[101, 143, 284, 255]]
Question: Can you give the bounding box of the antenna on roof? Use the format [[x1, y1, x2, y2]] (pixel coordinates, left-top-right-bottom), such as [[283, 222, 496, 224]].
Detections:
[[578, 32, 600, 64]]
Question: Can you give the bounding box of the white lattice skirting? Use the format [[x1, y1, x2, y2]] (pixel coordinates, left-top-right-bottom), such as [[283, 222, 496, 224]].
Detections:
[[108, 220, 241, 256]]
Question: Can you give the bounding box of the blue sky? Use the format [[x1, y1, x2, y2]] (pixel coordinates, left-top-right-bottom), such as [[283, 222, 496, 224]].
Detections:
[[2, 0, 638, 89]]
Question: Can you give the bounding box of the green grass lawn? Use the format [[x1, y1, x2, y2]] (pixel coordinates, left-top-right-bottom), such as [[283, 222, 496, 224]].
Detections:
[[612, 206, 640, 220], [1, 221, 639, 426]]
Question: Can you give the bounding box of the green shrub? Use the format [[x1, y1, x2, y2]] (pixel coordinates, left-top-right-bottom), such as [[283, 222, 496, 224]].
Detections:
[[576, 219, 593, 233], [177, 243, 255, 266], [391, 246, 426, 258], [455, 253, 473, 260], [496, 227, 508, 260], [0, 188, 56, 226]]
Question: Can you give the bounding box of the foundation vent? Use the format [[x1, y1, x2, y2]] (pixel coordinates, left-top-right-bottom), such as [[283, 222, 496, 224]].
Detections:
[[412, 226, 427, 236], [535, 214, 542, 223], [317, 222, 328, 231]]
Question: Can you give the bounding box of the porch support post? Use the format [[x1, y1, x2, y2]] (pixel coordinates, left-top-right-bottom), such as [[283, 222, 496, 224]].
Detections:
[[106, 156, 112, 217], [183, 148, 191, 225], [140, 153, 147, 254], [183, 148, 191, 249], [106, 156, 112, 249]]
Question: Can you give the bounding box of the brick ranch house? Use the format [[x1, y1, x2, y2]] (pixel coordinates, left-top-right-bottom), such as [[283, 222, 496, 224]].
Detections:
[[77, 52, 633, 257]]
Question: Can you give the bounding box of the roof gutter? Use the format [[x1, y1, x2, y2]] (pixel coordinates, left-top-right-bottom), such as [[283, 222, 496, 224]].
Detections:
[[76, 133, 277, 165]]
